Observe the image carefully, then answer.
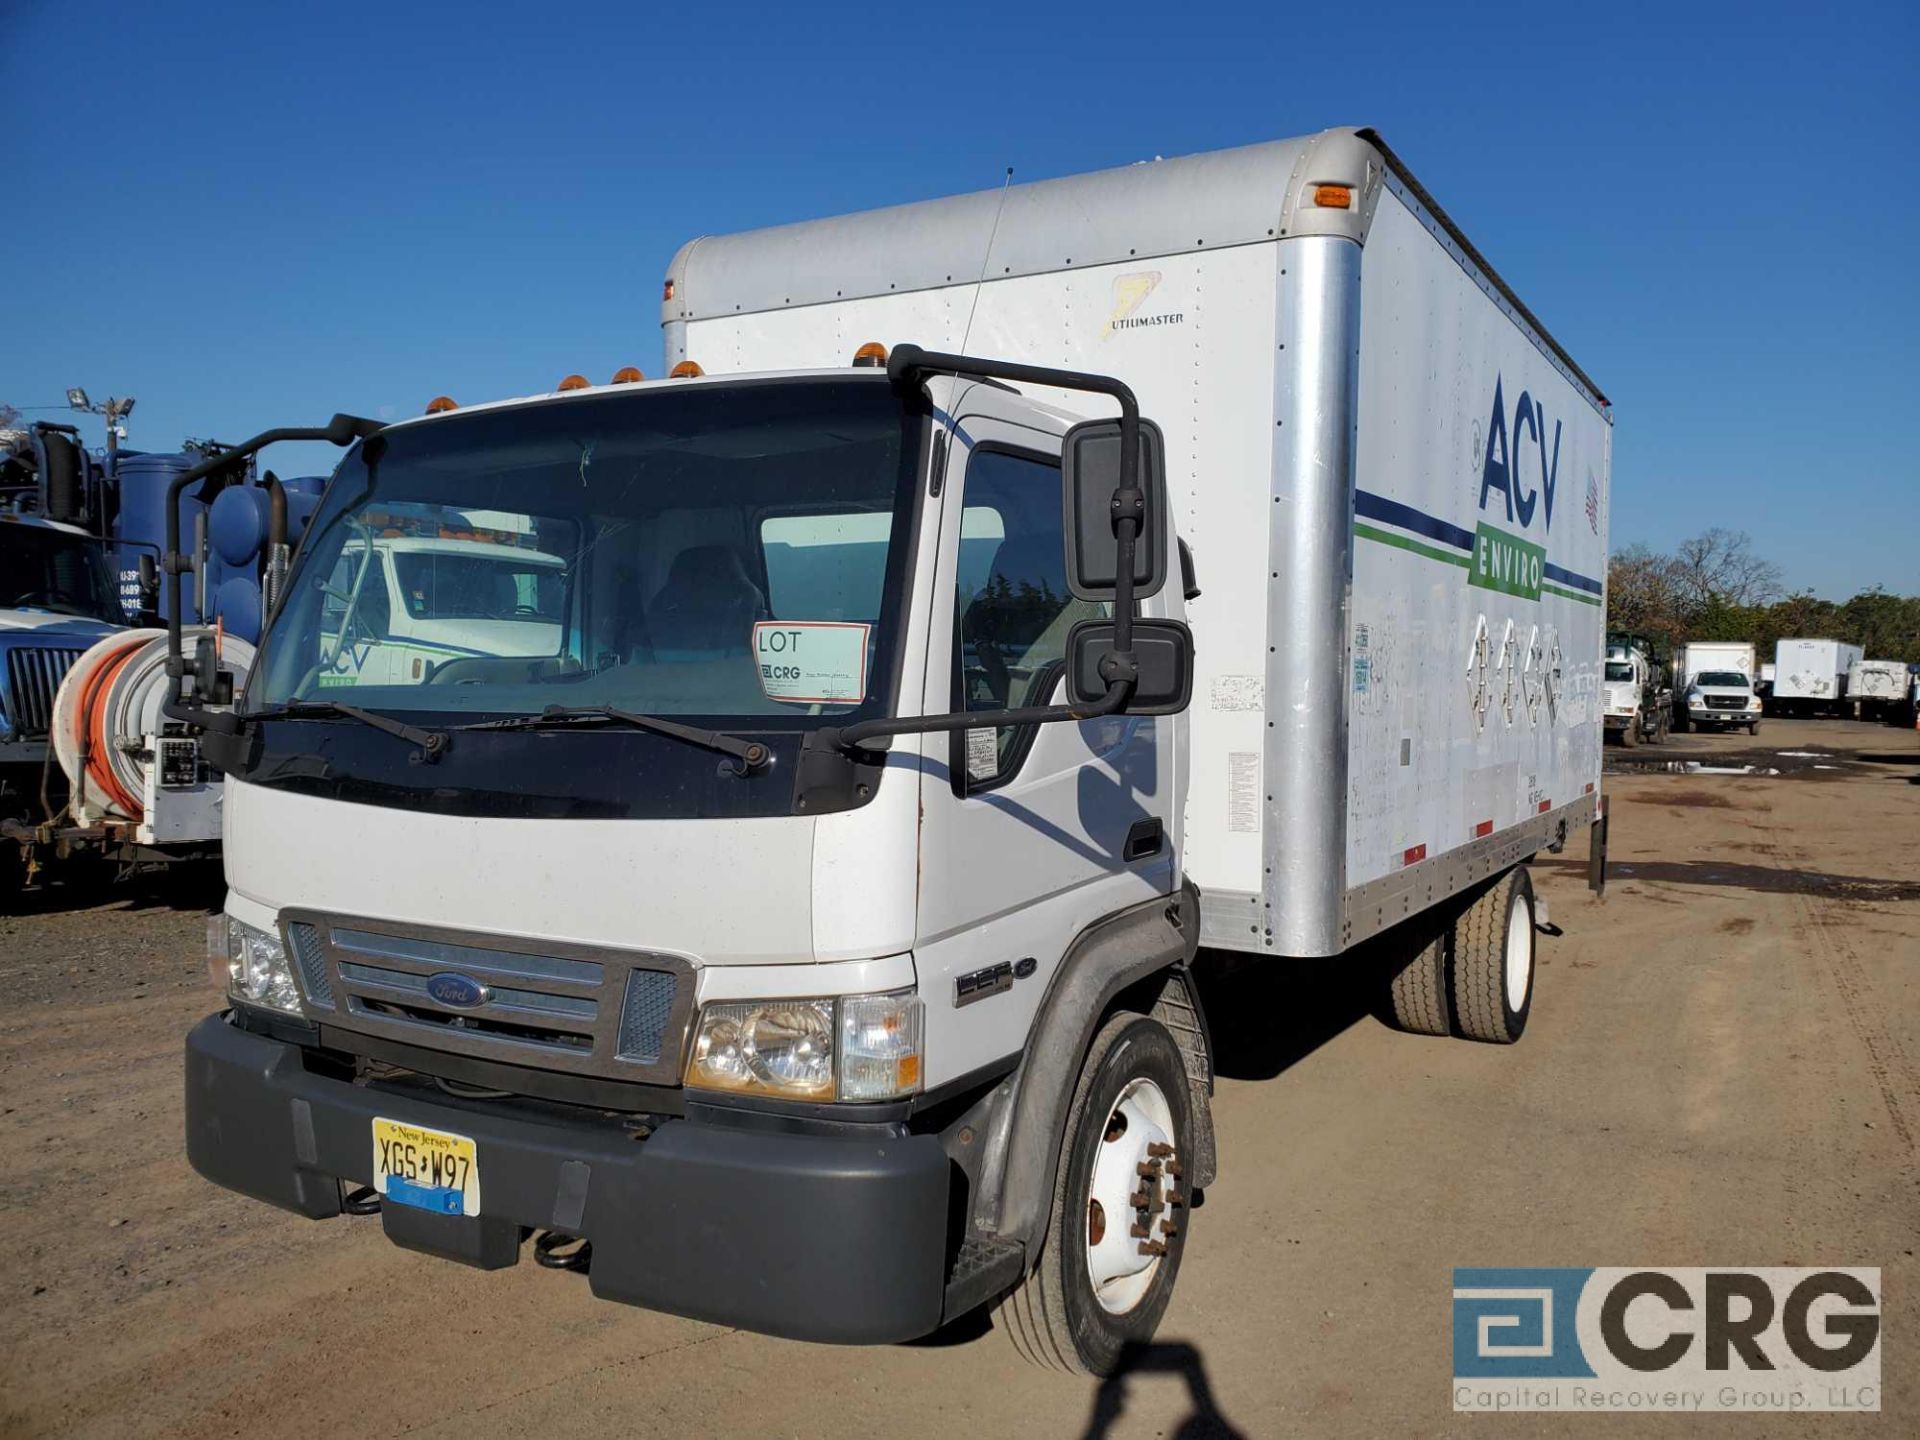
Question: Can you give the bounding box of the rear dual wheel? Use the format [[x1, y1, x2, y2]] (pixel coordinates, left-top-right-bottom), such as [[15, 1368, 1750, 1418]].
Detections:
[[999, 1013, 1191, 1375], [1387, 866, 1536, 1045]]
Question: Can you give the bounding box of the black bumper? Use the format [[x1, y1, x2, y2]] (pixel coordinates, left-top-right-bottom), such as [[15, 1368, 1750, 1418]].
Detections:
[[185, 1014, 952, 1343]]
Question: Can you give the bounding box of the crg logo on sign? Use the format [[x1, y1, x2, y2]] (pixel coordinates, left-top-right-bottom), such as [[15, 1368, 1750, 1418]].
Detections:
[[1453, 1267, 1880, 1412]]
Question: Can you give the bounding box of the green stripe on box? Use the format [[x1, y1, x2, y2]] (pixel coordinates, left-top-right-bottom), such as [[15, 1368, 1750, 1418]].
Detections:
[[1353, 522, 1471, 570]]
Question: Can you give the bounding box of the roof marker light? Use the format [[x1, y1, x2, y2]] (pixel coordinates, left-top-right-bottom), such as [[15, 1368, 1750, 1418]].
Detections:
[[670, 361, 704, 378], [611, 366, 645, 384], [557, 374, 591, 392], [425, 396, 458, 414], [1313, 184, 1353, 209], [852, 342, 889, 368]]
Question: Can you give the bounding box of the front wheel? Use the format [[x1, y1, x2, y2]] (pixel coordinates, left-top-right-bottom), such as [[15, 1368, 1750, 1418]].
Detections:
[[998, 1013, 1192, 1375]]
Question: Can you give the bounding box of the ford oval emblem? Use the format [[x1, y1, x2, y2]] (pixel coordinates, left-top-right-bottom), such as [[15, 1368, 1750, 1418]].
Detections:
[[425, 971, 491, 1008]]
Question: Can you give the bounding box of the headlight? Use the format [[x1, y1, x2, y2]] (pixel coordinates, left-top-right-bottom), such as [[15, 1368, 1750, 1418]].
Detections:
[[213, 915, 302, 1015], [686, 991, 923, 1102]]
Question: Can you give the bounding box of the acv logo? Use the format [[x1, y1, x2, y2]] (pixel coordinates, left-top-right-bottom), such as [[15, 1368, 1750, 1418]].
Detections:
[[1477, 376, 1563, 534]]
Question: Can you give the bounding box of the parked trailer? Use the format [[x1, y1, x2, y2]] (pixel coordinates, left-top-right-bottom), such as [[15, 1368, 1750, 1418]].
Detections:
[[1774, 638, 1863, 717], [1848, 659, 1909, 722], [178, 128, 1610, 1374]]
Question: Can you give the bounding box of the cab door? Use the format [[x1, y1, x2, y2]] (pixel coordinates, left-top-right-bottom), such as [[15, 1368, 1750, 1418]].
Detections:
[[914, 387, 1180, 1081]]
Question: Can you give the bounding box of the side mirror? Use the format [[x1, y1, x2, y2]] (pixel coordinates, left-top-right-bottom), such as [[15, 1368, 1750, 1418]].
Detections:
[[1066, 618, 1194, 715], [1061, 416, 1167, 601]]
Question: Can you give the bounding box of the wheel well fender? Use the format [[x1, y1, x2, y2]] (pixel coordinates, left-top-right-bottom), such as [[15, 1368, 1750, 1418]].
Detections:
[[974, 881, 1209, 1260]]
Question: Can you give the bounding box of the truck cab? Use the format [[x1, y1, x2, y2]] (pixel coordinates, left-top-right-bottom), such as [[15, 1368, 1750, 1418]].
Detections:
[[1, 514, 125, 828], [1601, 639, 1669, 746], [183, 363, 1196, 1368], [1682, 668, 1761, 734]]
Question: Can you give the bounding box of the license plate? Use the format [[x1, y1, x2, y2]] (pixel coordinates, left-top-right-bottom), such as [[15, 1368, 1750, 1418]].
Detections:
[[372, 1117, 480, 1216]]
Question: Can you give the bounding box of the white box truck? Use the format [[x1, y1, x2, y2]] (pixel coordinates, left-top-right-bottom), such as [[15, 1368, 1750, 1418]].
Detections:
[[1672, 640, 1760, 733], [174, 128, 1610, 1373], [1775, 638, 1863, 716]]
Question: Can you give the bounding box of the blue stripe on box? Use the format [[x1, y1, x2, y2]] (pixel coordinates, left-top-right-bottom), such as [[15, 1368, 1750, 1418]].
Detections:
[[1353, 489, 1604, 594], [385, 1174, 464, 1215]]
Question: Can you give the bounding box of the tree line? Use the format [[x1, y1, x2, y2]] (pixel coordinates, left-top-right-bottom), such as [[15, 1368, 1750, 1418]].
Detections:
[[1607, 528, 1920, 663]]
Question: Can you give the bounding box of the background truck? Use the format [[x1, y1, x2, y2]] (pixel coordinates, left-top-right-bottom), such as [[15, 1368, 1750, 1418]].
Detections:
[[1, 419, 320, 885], [1847, 658, 1909, 722], [0, 513, 127, 889], [1672, 640, 1759, 734], [177, 127, 1610, 1375], [1602, 635, 1670, 745], [1774, 638, 1863, 717]]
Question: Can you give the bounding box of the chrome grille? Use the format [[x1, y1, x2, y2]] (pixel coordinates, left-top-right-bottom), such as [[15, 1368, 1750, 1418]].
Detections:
[[282, 912, 693, 1084], [287, 921, 334, 1008], [617, 971, 677, 1064], [4, 646, 87, 737], [1705, 695, 1745, 710]]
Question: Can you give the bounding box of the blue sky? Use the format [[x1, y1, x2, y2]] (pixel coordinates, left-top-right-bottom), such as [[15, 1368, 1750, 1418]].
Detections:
[[4, 0, 1914, 598]]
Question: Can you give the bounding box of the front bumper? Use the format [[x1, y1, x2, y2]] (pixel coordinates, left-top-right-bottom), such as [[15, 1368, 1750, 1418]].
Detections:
[[1688, 705, 1758, 722], [1602, 712, 1635, 730], [185, 1013, 952, 1343]]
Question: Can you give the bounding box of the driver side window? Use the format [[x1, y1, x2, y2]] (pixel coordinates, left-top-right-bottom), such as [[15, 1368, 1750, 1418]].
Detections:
[[954, 448, 1104, 789]]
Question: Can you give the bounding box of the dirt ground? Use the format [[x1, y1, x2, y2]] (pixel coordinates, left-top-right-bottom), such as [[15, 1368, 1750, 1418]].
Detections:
[[1, 717, 1914, 1438]]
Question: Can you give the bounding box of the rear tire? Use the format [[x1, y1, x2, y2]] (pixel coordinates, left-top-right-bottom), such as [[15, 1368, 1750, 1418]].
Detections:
[[1388, 920, 1452, 1036], [998, 1013, 1192, 1376], [1449, 867, 1535, 1044]]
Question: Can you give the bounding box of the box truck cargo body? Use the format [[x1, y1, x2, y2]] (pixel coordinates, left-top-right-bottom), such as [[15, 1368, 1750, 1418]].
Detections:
[[666, 127, 1611, 955], [1849, 659, 1909, 720], [180, 128, 1611, 1372], [1775, 638, 1863, 713]]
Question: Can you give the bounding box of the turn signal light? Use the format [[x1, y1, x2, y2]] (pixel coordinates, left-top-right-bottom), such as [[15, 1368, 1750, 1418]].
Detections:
[[670, 360, 704, 378], [611, 366, 645, 384], [852, 342, 889, 368], [1313, 184, 1354, 209], [424, 396, 458, 414], [556, 374, 591, 392]]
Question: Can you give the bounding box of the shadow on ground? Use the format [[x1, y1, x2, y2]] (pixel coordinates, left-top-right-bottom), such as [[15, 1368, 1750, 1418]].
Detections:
[[1, 857, 224, 919], [1535, 854, 1920, 903], [1081, 1339, 1250, 1439]]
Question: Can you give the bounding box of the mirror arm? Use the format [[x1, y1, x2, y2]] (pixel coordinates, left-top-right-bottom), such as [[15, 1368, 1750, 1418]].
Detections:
[[161, 415, 383, 730], [888, 341, 1143, 694], [822, 677, 1129, 755]]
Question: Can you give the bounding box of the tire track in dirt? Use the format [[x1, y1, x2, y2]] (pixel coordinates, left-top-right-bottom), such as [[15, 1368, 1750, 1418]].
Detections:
[[1753, 824, 1918, 1166]]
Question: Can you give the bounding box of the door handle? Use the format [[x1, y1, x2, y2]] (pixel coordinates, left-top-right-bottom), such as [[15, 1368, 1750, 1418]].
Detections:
[[1124, 818, 1163, 862]]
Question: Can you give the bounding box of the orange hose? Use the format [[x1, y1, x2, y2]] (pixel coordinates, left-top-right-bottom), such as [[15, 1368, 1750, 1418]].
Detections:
[[75, 641, 145, 821]]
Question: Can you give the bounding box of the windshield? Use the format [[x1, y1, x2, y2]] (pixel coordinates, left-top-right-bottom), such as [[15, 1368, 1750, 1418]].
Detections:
[[0, 523, 123, 623], [252, 378, 920, 727], [1604, 661, 1634, 682], [1695, 671, 1749, 688]]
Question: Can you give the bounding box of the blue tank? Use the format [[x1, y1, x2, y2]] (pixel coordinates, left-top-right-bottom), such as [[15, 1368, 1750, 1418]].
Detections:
[[113, 453, 206, 623]]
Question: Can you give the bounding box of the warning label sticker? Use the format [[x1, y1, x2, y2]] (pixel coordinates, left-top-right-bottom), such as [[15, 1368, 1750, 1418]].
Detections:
[[1228, 751, 1261, 833], [754, 621, 871, 704]]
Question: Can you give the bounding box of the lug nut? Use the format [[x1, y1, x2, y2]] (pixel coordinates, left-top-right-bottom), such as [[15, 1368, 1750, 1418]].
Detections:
[[1147, 1142, 1175, 1158]]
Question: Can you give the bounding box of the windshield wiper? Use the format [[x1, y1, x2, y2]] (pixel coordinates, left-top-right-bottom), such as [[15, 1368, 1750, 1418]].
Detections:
[[247, 700, 450, 763], [458, 705, 770, 775]]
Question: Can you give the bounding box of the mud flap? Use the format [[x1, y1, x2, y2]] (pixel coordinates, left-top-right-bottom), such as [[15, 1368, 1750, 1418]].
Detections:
[[1587, 809, 1609, 898]]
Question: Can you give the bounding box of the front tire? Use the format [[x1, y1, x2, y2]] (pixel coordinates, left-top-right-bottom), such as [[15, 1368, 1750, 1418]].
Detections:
[[998, 1013, 1192, 1375], [1621, 719, 1639, 747], [1449, 867, 1536, 1044]]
